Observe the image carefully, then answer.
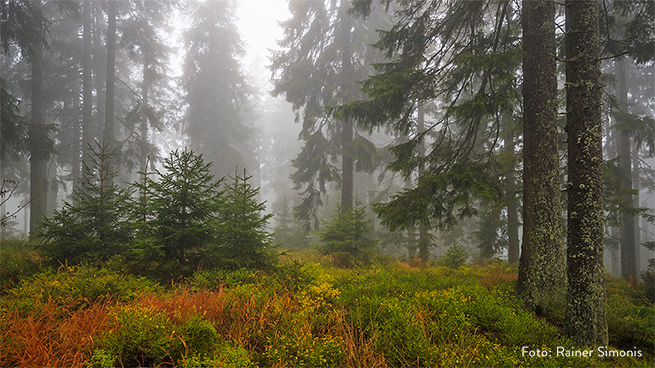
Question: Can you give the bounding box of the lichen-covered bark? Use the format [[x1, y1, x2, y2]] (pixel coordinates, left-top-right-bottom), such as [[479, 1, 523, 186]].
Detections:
[[564, 0, 608, 346], [518, 0, 566, 311]]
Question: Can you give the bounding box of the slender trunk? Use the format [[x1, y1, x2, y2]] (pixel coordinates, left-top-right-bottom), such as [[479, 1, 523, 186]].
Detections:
[[71, 80, 82, 193], [417, 104, 430, 263], [141, 52, 150, 176], [518, 0, 565, 312], [93, 2, 106, 142], [82, 0, 94, 165], [29, 0, 47, 233], [104, 0, 117, 150], [632, 142, 641, 271], [564, 0, 608, 346], [339, 2, 353, 213], [616, 58, 637, 281], [506, 133, 520, 264]]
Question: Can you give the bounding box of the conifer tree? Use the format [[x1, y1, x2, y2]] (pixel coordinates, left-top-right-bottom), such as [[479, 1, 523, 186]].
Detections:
[[130, 148, 224, 276], [564, 0, 608, 346], [182, 0, 253, 179], [216, 170, 276, 270], [518, 0, 565, 313], [35, 142, 131, 264], [318, 198, 376, 267], [271, 0, 385, 228]]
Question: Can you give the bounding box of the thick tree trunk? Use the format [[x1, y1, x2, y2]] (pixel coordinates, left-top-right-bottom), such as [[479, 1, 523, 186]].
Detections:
[[29, 0, 47, 233], [564, 0, 608, 346], [518, 0, 565, 311]]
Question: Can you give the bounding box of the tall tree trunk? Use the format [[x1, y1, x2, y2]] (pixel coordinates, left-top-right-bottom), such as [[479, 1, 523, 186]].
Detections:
[[564, 0, 608, 346], [93, 1, 106, 142], [141, 50, 150, 176], [518, 0, 565, 312], [82, 0, 94, 166], [632, 143, 641, 271], [104, 0, 117, 151], [417, 104, 430, 263], [616, 58, 637, 281], [506, 132, 520, 264], [339, 2, 354, 213], [29, 0, 47, 233]]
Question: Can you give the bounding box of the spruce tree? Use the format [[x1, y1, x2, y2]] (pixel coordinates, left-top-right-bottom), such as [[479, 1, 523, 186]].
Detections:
[[130, 149, 224, 277], [216, 170, 276, 270], [564, 0, 608, 346], [518, 0, 566, 313], [35, 142, 131, 264], [318, 198, 376, 267]]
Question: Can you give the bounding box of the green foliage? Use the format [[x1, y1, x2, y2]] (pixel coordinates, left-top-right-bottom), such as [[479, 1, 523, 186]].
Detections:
[[441, 243, 469, 269], [2, 254, 654, 367], [317, 200, 376, 267], [95, 304, 183, 367], [606, 277, 655, 353], [35, 142, 131, 265], [4, 265, 161, 314], [265, 333, 345, 367], [129, 148, 224, 277], [373, 162, 501, 232], [186, 268, 262, 290], [272, 197, 310, 249], [0, 238, 43, 292], [215, 170, 276, 270]]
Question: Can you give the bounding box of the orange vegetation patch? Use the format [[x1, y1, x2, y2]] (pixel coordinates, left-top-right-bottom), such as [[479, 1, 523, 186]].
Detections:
[[0, 300, 112, 368], [478, 266, 518, 290]]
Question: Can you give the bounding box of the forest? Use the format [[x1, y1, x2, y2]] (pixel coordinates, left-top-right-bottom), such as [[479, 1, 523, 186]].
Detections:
[[1, 0, 654, 367]]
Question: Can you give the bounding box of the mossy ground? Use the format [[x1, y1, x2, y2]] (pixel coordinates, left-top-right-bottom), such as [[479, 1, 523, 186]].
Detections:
[[1, 240, 653, 367]]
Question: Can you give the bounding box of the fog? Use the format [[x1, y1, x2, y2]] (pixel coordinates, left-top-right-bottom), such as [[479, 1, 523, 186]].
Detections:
[[1, 0, 653, 273]]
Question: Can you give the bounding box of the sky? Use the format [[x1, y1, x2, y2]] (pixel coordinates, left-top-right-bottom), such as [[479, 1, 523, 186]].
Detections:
[[236, 0, 290, 74]]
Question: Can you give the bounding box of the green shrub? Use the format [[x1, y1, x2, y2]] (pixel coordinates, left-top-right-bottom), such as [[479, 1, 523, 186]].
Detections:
[[606, 277, 655, 357], [0, 238, 44, 292], [96, 305, 182, 367], [317, 200, 377, 267], [265, 332, 345, 367], [440, 242, 469, 268], [186, 268, 262, 290], [5, 265, 161, 313]]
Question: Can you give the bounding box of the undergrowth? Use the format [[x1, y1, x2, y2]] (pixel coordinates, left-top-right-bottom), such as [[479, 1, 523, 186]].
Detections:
[[1, 243, 653, 367]]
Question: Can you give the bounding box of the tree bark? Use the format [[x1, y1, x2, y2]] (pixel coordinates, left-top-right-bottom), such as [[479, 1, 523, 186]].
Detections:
[[564, 0, 608, 346], [518, 0, 566, 312]]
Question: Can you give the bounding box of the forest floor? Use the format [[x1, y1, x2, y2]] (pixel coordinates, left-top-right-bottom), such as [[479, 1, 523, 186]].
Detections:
[[1, 239, 653, 367]]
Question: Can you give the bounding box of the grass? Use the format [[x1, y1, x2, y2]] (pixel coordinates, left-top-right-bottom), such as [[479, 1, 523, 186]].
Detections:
[[1, 239, 653, 367]]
